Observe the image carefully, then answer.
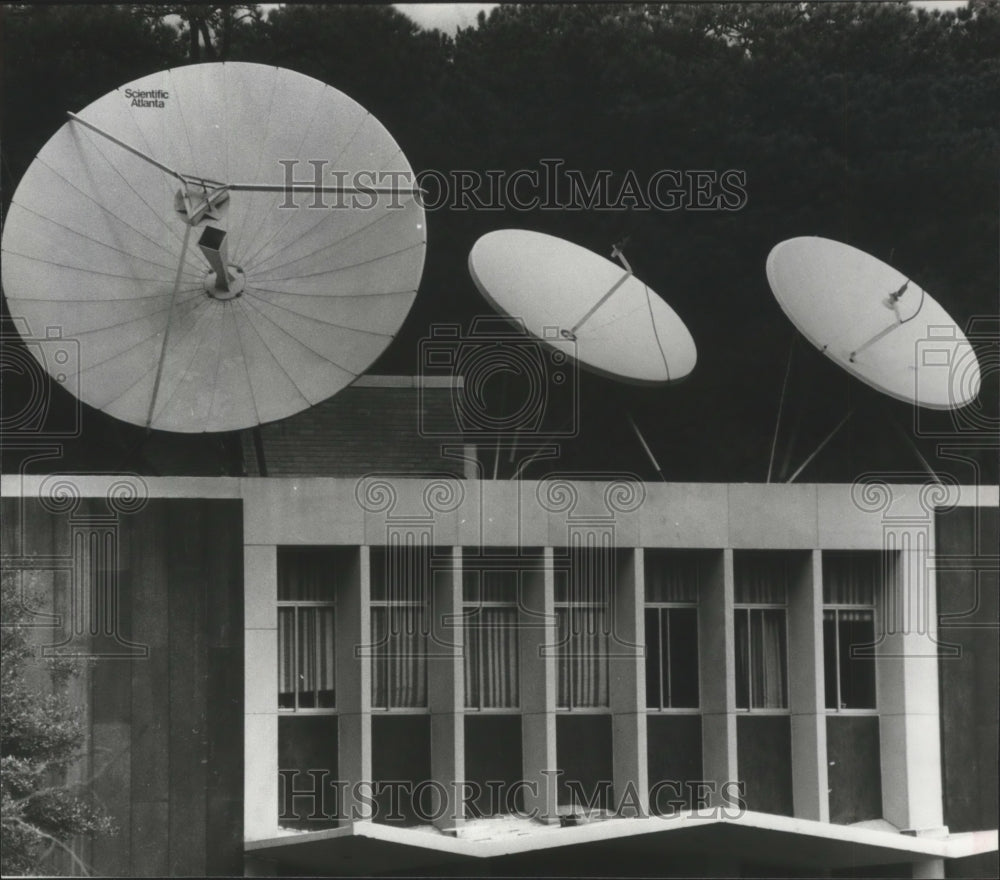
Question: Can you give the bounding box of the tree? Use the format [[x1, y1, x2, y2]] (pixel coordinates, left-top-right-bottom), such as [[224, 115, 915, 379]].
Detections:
[[0, 570, 112, 876], [1, 5, 185, 202], [130, 3, 265, 61]]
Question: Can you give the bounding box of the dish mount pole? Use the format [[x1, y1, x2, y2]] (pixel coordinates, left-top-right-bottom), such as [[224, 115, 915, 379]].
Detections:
[[560, 243, 633, 341], [848, 279, 923, 363]]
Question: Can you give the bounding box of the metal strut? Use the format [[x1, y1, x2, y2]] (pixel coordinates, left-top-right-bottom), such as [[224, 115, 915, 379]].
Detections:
[[561, 244, 633, 340], [849, 280, 922, 363], [146, 221, 194, 429]]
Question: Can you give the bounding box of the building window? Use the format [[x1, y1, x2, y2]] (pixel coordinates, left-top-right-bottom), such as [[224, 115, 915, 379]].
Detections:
[[278, 548, 337, 711], [645, 550, 700, 710], [734, 552, 789, 710], [370, 544, 429, 710], [557, 547, 612, 710], [463, 569, 519, 710], [823, 552, 879, 710]]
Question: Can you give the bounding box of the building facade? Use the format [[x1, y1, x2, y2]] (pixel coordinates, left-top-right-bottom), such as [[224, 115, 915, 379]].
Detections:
[[2, 469, 996, 878]]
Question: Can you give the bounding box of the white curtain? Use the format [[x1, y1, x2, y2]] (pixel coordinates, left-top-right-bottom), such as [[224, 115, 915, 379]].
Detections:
[[465, 606, 519, 708], [279, 607, 295, 708], [371, 542, 430, 709], [277, 605, 335, 709], [823, 552, 878, 605], [736, 608, 787, 709], [371, 604, 428, 709], [646, 551, 700, 603], [755, 609, 787, 709], [557, 605, 609, 708], [735, 553, 788, 604]]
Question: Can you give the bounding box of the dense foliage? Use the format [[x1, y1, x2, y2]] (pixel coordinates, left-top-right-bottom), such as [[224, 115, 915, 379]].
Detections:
[[0, 571, 113, 875], [1, 2, 997, 482]]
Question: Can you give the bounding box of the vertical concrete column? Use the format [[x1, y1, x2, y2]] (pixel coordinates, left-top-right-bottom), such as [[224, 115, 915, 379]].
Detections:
[[244, 544, 278, 840], [911, 859, 946, 879], [610, 548, 648, 816], [429, 546, 465, 833], [700, 549, 738, 808], [877, 538, 945, 833], [788, 550, 829, 821], [520, 547, 559, 823], [337, 546, 372, 823]]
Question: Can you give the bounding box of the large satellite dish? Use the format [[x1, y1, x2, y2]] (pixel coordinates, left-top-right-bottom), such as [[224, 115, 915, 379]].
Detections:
[[766, 237, 980, 410], [468, 229, 696, 384], [2, 62, 425, 432]]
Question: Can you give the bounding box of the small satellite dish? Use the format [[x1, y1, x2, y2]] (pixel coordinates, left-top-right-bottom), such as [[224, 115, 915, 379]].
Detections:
[[766, 237, 980, 410], [467, 230, 696, 385], [2, 62, 425, 432]]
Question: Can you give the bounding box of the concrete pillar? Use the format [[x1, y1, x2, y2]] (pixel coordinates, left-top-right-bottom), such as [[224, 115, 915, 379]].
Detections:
[[337, 546, 372, 823], [911, 858, 945, 879], [521, 547, 558, 823], [878, 539, 945, 833], [700, 549, 738, 809], [244, 544, 278, 840], [788, 550, 829, 821], [610, 548, 648, 816], [429, 546, 464, 833]]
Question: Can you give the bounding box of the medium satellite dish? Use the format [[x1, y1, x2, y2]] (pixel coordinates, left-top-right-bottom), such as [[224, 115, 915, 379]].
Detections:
[[467, 229, 696, 385], [766, 237, 980, 410], [2, 62, 425, 432]]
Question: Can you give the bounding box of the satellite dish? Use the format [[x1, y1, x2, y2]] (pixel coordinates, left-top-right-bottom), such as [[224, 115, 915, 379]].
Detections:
[[766, 237, 980, 410], [2, 62, 425, 432], [467, 229, 696, 385]]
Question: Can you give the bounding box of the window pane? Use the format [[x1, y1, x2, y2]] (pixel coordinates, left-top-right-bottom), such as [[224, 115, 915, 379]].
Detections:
[[554, 569, 569, 603], [317, 607, 335, 708], [557, 605, 609, 709], [462, 570, 480, 603], [370, 549, 387, 601], [371, 543, 431, 710], [557, 607, 570, 709], [751, 609, 787, 709], [572, 606, 608, 708], [735, 609, 750, 710], [838, 613, 876, 709], [480, 607, 518, 708], [823, 611, 838, 710], [387, 605, 427, 708], [464, 605, 520, 710], [371, 607, 387, 709], [645, 607, 662, 709], [298, 609, 316, 708], [668, 608, 699, 708], [464, 613, 481, 709], [482, 570, 518, 602], [557, 548, 613, 710], [279, 608, 295, 709]]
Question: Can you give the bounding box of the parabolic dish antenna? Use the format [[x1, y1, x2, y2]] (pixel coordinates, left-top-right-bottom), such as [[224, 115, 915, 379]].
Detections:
[[2, 62, 426, 432], [766, 237, 980, 410], [467, 230, 696, 384]]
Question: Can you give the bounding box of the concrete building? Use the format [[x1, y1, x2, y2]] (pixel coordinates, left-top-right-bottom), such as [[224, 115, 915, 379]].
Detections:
[[1, 380, 996, 877]]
